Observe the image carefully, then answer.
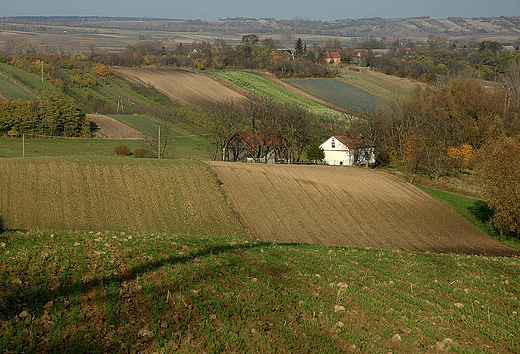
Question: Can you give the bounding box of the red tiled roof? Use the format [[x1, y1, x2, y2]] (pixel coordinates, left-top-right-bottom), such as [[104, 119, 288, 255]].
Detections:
[[324, 51, 341, 58], [228, 131, 287, 149]]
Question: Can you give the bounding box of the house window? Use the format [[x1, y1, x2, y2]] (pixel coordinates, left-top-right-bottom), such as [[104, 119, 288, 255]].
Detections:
[[331, 138, 335, 148]]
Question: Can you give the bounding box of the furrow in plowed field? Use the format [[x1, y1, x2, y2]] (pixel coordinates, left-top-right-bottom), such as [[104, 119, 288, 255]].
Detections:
[[208, 162, 519, 256], [114, 67, 245, 109]]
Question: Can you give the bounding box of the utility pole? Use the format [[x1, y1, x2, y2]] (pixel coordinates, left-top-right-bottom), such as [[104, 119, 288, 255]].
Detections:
[[158, 125, 161, 159], [116, 97, 124, 113], [41, 61, 44, 82], [22, 134, 25, 157]]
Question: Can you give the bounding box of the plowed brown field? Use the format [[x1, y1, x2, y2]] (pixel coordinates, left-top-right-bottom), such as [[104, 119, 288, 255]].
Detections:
[[88, 114, 144, 139], [208, 162, 519, 256], [115, 67, 245, 109]]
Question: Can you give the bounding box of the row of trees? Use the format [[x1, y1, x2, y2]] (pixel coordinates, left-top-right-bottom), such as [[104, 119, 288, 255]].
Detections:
[[362, 37, 520, 82], [207, 97, 331, 162], [5, 34, 520, 83], [87, 34, 338, 78], [0, 91, 89, 137]]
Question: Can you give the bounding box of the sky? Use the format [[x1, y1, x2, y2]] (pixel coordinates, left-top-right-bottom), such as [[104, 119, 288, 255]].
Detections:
[[2, 0, 519, 21]]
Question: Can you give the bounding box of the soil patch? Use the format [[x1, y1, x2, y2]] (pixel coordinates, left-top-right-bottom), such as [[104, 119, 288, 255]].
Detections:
[[88, 114, 144, 140], [114, 67, 246, 109], [208, 162, 519, 256]]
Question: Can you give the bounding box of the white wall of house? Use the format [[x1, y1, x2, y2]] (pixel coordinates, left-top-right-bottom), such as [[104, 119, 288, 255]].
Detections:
[[319, 136, 376, 166], [319, 137, 354, 166]]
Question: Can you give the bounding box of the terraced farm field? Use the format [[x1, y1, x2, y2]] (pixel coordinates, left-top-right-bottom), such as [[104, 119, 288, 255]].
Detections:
[[213, 70, 354, 121], [114, 67, 246, 109], [209, 162, 518, 256], [0, 157, 245, 237], [286, 78, 384, 114]]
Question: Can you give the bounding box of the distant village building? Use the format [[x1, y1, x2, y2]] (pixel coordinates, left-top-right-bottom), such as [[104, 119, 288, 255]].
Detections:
[[324, 51, 341, 64], [346, 49, 369, 64], [319, 134, 375, 166], [282, 49, 295, 59], [371, 48, 392, 57]]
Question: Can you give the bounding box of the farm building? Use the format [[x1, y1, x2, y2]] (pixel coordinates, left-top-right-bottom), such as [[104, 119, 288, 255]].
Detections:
[[346, 49, 369, 64], [320, 134, 375, 166], [224, 131, 290, 163], [324, 51, 341, 64]]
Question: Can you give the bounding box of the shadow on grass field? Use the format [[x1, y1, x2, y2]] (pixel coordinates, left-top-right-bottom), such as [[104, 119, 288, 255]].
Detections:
[[1, 230, 519, 353]]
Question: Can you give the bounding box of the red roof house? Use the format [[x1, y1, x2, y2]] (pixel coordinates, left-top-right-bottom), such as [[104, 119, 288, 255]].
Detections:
[[324, 51, 342, 64]]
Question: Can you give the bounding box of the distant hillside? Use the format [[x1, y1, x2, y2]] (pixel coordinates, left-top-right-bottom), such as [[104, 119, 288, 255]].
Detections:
[[3, 16, 520, 39], [279, 16, 520, 39]]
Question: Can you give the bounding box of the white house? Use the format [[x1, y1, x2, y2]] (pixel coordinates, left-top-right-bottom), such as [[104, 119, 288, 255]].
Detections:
[[319, 135, 376, 166]]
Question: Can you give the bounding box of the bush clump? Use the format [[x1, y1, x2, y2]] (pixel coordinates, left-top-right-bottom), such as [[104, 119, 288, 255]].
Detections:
[[133, 149, 155, 158], [113, 145, 131, 156]]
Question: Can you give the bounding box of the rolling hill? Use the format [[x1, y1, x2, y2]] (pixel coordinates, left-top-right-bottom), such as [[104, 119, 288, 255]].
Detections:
[[1, 156, 516, 256], [208, 162, 518, 256]]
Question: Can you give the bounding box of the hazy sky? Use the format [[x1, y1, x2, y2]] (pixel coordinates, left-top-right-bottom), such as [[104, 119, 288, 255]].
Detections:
[[2, 0, 519, 20]]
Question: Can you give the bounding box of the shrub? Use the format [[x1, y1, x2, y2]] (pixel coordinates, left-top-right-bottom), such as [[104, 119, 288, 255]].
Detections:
[[133, 149, 155, 158], [113, 145, 131, 156]]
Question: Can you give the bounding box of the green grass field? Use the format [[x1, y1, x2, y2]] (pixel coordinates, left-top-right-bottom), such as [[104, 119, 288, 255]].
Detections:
[[1, 229, 518, 353], [0, 62, 54, 94], [0, 74, 37, 100], [108, 114, 211, 160], [338, 67, 417, 102], [285, 78, 384, 114], [213, 70, 354, 121], [0, 157, 244, 235], [0, 136, 150, 159]]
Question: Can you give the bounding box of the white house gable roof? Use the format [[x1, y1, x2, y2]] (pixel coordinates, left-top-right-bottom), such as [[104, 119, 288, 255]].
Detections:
[[319, 135, 353, 151]]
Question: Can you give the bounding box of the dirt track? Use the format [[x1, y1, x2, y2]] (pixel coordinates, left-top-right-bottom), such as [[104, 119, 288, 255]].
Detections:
[[208, 162, 519, 256], [114, 67, 245, 109]]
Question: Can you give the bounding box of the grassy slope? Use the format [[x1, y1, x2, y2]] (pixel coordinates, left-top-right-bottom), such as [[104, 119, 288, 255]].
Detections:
[[213, 70, 353, 121], [419, 185, 520, 250], [110, 114, 211, 160], [0, 136, 150, 159], [0, 62, 54, 96], [285, 78, 384, 114], [0, 63, 212, 160], [1, 229, 518, 353], [337, 67, 419, 102], [0, 74, 37, 100], [0, 157, 244, 236]]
